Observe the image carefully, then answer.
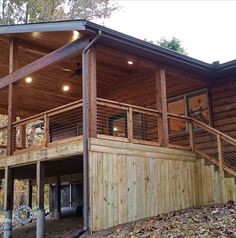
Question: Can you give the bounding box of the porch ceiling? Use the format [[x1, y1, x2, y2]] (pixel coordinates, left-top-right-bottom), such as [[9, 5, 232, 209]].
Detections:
[[0, 31, 206, 118]]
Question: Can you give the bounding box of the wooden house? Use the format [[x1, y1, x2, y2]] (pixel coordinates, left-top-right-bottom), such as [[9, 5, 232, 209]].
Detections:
[[0, 20, 236, 237]]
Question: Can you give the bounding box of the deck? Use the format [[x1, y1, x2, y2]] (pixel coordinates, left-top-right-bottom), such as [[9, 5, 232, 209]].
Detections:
[[0, 98, 236, 177], [0, 98, 193, 167]]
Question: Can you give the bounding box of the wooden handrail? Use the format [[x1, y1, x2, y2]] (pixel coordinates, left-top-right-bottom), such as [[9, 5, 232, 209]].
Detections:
[[1, 96, 235, 178], [97, 98, 161, 115], [12, 99, 83, 127], [0, 125, 8, 131], [167, 112, 236, 147]]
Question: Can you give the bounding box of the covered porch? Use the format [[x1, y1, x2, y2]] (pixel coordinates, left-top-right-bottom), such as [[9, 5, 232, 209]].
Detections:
[[0, 34, 210, 158], [0, 24, 235, 236]]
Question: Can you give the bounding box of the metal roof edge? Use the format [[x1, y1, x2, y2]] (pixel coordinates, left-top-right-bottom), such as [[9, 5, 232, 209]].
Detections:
[[0, 20, 87, 34]]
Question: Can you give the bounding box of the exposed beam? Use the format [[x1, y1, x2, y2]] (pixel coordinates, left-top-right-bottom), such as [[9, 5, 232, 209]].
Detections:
[[0, 36, 91, 89], [17, 38, 53, 55]]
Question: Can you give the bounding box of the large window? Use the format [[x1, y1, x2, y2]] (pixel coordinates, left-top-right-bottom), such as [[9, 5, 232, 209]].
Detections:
[[168, 90, 210, 134]]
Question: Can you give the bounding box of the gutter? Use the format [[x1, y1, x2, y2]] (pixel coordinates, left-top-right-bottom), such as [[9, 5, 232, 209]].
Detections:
[[82, 30, 102, 233]]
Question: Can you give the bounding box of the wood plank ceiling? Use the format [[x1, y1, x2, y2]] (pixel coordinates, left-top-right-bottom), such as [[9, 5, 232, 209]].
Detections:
[[0, 30, 206, 118]]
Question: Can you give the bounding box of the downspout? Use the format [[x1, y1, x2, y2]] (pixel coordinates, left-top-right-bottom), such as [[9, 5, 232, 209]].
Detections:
[[82, 30, 102, 233]]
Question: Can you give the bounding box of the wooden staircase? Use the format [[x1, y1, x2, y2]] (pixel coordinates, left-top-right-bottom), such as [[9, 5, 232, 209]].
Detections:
[[168, 113, 236, 178]]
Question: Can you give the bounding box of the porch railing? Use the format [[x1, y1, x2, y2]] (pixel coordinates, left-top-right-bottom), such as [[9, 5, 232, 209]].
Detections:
[[97, 98, 161, 145], [0, 98, 236, 178], [0, 125, 7, 156], [7, 100, 82, 153]]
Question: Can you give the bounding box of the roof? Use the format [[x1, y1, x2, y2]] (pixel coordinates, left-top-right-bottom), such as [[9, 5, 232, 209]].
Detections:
[[0, 20, 235, 80]]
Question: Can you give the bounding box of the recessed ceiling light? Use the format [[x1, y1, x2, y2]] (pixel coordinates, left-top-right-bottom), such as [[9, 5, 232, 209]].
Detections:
[[32, 32, 40, 37], [128, 61, 133, 65], [63, 85, 70, 92], [25, 77, 32, 83], [72, 30, 80, 41]]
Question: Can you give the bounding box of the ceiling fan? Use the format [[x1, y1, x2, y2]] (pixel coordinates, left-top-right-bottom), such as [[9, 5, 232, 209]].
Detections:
[[60, 62, 82, 78]]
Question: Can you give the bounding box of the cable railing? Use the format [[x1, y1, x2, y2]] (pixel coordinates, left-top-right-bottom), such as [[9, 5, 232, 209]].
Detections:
[[97, 98, 161, 145], [9, 100, 83, 152], [0, 98, 235, 178], [168, 113, 236, 177], [0, 125, 7, 157]]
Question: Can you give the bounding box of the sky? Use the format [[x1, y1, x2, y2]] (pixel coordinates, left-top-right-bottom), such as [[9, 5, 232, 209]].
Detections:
[[95, 0, 236, 63]]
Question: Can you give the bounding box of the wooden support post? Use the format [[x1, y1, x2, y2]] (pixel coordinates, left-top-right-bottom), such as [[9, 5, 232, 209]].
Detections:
[[217, 134, 224, 175], [36, 161, 45, 238], [7, 39, 18, 155], [189, 122, 194, 150], [128, 107, 133, 143], [53, 176, 62, 220], [87, 47, 97, 138], [21, 125, 26, 149], [3, 167, 14, 238], [44, 114, 49, 147], [156, 68, 169, 147], [27, 180, 33, 208], [217, 134, 224, 202]]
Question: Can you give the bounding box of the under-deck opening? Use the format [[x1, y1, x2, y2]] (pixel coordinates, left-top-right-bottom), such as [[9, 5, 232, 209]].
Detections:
[[0, 156, 84, 226]]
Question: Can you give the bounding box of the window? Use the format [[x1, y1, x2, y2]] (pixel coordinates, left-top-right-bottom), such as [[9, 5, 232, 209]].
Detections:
[[168, 98, 186, 134], [188, 93, 209, 124], [168, 90, 210, 134], [109, 113, 127, 137]]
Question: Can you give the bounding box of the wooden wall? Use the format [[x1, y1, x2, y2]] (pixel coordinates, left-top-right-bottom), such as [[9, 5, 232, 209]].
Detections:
[[211, 80, 236, 139], [88, 138, 236, 232], [101, 67, 208, 110]]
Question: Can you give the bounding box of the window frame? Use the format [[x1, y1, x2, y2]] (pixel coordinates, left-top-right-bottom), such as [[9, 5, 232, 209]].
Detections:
[[167, 89, 211, 136]]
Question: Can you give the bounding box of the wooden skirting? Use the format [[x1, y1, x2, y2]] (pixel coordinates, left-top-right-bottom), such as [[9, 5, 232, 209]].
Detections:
[[89, 138, 197, 231], [0, 138, 83, 168], [88, 138, 236, 232], [196, 159, 236, 204]]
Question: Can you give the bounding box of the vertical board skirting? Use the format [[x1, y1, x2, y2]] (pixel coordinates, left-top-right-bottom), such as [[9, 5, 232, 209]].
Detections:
[[89, 141, 236, 232]]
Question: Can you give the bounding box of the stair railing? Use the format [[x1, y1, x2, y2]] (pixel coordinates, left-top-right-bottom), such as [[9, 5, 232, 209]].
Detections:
[[168, 113, 236, 178]]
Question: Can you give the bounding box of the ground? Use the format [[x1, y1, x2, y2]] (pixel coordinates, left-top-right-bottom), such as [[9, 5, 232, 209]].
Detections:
[[0, 202, 235, 237], [83, 202, 236, 238], [0, 217, 83, 238]]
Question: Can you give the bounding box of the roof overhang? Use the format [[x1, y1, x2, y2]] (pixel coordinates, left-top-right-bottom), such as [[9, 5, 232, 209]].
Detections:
[[0, 20, 86, 34], [0, 20, 236, 81]]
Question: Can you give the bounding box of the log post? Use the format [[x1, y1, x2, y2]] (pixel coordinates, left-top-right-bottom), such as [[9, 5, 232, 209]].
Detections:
[[7, 39, 18, 155], [156, 68, 169, 147], [189, 122, 194, 150], [3, 167, 14, 238], [21, 125, 26, 149], [87, 47, 97, 138], [53, 176, 62, 220], [27, 180, 33, 208], [44, 114, 49, 147], [217, 134, 224, 201], [128, 107, 133, 143], [36, 161, 45, 238]]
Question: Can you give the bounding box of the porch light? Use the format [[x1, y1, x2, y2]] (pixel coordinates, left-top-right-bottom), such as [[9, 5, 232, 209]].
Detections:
[[72, 30, 80, 41], [113, 127, 118, 132], [127, 60, 133, 65], [63, 85, 70, 92], [25, 77, 32, 83]]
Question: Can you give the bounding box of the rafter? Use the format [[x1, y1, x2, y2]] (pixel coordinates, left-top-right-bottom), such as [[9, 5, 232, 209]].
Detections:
[[0, 36, 91, 89]]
